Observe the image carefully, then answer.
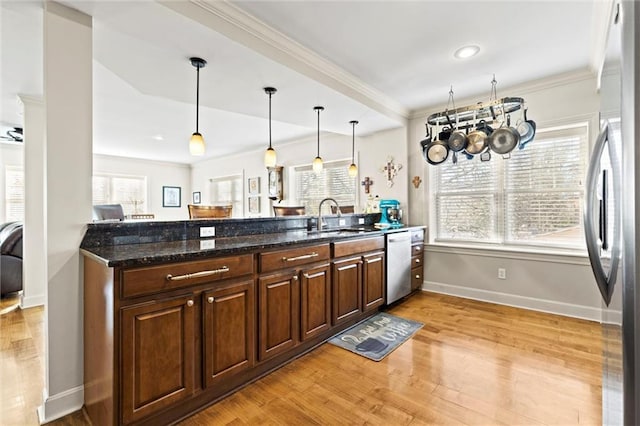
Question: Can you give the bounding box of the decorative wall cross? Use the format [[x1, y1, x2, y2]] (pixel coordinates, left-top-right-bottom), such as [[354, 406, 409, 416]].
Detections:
[[412, 176, 422, 189], [361, 176, 373, 194], [381, 156, 402, 187]]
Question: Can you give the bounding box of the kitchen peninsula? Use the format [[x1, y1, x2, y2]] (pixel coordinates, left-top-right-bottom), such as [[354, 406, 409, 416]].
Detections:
[[80, 215, 425, 425]]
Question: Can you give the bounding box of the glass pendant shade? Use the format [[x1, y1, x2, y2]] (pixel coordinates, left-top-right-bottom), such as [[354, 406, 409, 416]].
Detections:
[[348, 163, 358, 177], [313, 156, 324, 173], [264, 147, 277, 167], [190, 132, 205, 156]]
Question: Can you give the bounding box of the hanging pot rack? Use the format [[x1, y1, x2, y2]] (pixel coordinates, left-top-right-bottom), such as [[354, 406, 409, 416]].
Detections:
[[426, 96, 524, 130]]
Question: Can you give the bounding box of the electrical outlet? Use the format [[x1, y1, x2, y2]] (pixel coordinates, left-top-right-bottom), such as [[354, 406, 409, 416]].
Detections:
[[200, 226, 216, 238], [339, 219, 346, 226], [358, 218, 365, 225], [498, 268, 506, 280], [200, 240, 216, 250]]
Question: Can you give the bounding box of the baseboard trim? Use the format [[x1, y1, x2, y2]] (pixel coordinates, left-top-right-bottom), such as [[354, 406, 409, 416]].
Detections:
[[37, 385, 84, 424], [20, 293, 45, 309], [422, 281, 604, 322]]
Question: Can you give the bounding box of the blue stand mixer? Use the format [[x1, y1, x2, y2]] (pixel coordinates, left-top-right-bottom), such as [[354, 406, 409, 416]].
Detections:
[[376, 199, 403, 229]]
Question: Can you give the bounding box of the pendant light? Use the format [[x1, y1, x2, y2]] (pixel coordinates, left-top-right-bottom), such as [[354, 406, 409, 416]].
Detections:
[[348, 120, 359, 177], [189, 57, 206, 156], [263, 87, 277, 167], [313, 106, 324, 173]]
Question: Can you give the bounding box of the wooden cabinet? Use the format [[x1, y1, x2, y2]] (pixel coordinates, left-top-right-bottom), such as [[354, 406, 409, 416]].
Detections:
[[411, 229, 425, 292], [203, 279, 255, 389], [332, 256, 362, 325], [258, 243, 331, 360], [120, 294, 196, 424], [331, 236, 385, 324], [258, 272, 300, 361], [300, 263, 331, 341], [363, 251, 385, 311]]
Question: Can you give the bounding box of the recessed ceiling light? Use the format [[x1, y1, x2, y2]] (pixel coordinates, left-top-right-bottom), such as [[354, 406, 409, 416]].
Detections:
[[454, 45, 480, 59], [152, 134, 164, 141]]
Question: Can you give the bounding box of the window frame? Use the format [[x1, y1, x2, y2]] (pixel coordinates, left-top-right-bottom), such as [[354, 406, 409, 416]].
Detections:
[[291, 158, 357, 216], [92, 172, 148, 216], [429, 122, 590, 252], [209, 173, 244, 218]]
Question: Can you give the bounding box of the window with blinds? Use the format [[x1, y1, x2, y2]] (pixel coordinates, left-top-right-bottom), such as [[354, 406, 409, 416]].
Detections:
[[5, 167, 24, 222], [209, 174, 243, 217], [294, 160, 356, 216], [433, 123, 588, 249], [92, 174, 147, 215]]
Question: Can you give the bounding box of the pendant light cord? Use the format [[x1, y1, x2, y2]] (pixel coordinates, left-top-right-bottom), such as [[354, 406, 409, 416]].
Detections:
[[195, 65, 200, 133], [351, 121, 355, 162], [268, 91, 272, 149], [316, 108, 320, 157]]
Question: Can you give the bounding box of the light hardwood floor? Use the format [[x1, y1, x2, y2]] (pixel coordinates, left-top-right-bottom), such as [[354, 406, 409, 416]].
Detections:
[[0, 292, 602, 425]]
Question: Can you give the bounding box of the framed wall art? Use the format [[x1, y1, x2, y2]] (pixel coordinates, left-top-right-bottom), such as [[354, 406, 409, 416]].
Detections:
[[192, 191, 201, 204], [162, 186, 181, 207], [248, 196, 260, 214], [248, 177, 260, 195]]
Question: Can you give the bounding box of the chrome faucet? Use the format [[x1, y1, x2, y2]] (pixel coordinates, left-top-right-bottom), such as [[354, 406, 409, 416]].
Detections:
[[317, 197, 341, 231]]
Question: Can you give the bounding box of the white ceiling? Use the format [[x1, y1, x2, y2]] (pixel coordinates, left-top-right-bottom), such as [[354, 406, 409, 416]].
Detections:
[[0, 0, 599, 165]]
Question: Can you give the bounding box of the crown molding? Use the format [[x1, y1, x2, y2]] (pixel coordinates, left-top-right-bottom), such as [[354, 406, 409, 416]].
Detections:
[[409, 68, 596, 121], [159, 0, 409, 124]]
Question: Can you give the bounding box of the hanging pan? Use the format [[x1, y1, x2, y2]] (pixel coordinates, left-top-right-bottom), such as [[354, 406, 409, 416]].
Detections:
[[423, 123, 450, 165], [488, 114, 520, 155], [517, 108, 536, 149], [447, 113, 468, 152]]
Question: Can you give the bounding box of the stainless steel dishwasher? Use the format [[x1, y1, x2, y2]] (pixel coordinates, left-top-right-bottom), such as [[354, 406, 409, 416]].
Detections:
[[386, 230, 412, 304]]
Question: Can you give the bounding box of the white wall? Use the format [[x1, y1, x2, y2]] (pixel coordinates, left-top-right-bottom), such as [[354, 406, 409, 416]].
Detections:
[[94, 154, 191, 221], [0, 142, 23, 224], [191, 126, 409, 216], [407, 70, 605, 321]]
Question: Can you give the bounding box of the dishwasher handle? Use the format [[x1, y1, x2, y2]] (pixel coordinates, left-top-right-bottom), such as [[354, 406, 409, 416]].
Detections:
[[387, 232, 411, 243]]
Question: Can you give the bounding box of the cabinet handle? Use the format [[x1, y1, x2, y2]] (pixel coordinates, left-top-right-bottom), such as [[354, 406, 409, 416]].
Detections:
[[186, 300, 194, 307], [207, 296, 214, 304], [293, 275, 299, 281], [281, 252, 318, 262], [415, 246, 421, 251], [416, 259, 421, 263], [166, 266, 230, 281], [415, 274, 421, 279]]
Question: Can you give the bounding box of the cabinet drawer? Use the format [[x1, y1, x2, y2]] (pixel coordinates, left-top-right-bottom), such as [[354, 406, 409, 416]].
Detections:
[[411, 267, 423, 291], [259, 244, 329, 274], [332, 236, 384, 259], [121, 254, 253, 298], [411, 255, 423, 269], [411, 229, 425, 244], [411, 244, 423, 256]]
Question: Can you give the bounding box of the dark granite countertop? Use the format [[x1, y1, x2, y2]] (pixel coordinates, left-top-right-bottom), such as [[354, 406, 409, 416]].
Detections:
[[80, 224, 426, 268]]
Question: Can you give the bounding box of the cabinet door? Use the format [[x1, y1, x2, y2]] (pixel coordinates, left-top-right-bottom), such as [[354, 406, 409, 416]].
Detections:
[[300, 263, 331, 341], [258, 273, 299, 361], [203, 279, 255, 389], [363, 251, 385, 312], [332, 257, 362, 325], [121, 295, 195, 424]]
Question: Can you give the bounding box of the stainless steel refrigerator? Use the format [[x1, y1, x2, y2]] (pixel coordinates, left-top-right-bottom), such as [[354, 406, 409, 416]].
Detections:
[[585, 1, 639, 424]]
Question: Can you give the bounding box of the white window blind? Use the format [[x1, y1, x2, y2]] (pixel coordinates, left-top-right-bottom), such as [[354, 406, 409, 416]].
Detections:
[[92, 174, 147, 215], [433, 124, 588, 249], [5, 167, 24, 222], [210, 174, 243, 217], [294, 159, 356, 216]]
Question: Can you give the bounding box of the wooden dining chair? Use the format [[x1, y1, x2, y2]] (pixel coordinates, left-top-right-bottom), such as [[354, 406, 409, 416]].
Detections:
[[188, 204, 233, 219], [273, 206, 306, 216]]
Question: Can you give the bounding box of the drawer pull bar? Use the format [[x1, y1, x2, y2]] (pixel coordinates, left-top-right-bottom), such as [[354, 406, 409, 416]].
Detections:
[[166, 266, 230, 281], [281, 252, 318, 262]]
